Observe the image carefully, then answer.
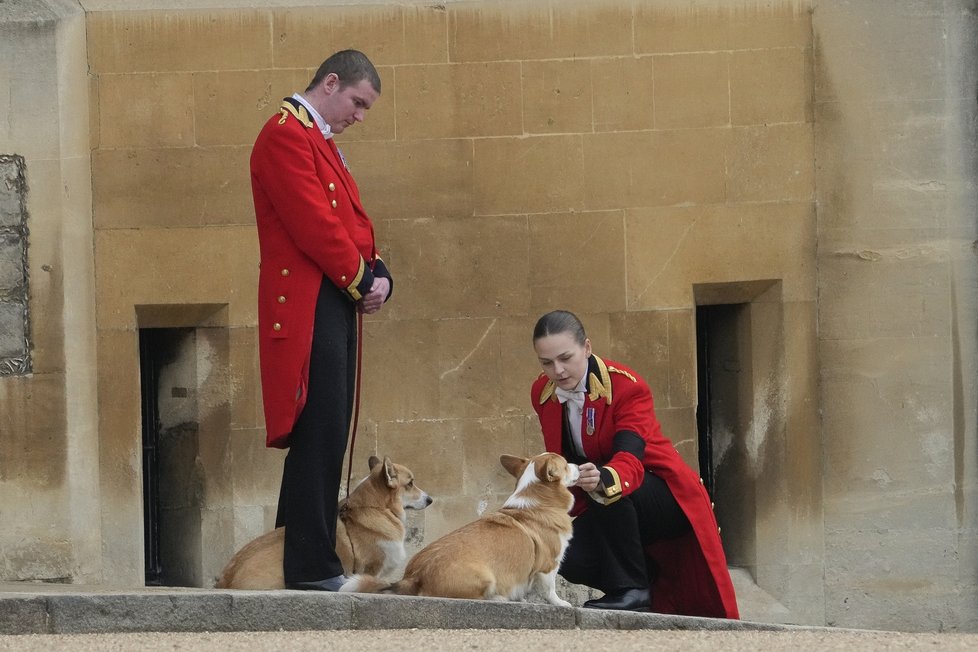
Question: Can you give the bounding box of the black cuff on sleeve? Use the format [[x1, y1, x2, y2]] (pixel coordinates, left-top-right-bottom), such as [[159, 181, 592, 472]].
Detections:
[[371, 258, 393, 301], [352, 265, 375, 301]]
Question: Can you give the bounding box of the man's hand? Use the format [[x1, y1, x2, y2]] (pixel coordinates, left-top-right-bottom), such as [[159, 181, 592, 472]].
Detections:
[[575, 462, 602, 492], [360, 277, 390, 315]]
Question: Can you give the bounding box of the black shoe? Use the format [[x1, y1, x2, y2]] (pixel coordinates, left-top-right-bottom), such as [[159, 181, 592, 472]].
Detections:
[[286, 575, 348, 592], [583, 588, 651, 612]]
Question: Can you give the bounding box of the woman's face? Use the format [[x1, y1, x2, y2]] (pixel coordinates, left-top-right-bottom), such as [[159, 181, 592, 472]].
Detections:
[[534, 332, 592, 391]]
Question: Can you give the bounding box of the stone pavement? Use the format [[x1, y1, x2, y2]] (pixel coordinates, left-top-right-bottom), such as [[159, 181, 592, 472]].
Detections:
[[4, 584, 978, 651]]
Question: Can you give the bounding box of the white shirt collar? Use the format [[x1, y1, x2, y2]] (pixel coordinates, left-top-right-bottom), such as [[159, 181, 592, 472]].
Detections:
[[292, 93, 332, 140]]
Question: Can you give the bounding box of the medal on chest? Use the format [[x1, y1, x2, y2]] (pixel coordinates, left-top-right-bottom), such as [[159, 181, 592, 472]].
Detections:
[[586, 407, 596, 435]]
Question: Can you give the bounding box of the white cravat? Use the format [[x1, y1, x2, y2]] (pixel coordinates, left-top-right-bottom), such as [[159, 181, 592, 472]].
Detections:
[[555, 380, 586, 457], [555, 386, 584, 412]]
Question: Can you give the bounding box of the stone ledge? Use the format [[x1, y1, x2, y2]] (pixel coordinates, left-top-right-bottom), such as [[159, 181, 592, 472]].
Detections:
[[0, 587, 811, 635]]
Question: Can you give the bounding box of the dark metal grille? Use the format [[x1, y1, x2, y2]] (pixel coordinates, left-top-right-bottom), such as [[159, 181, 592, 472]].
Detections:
[[0, 154, 31, 376], [139, 329, 163, 585]]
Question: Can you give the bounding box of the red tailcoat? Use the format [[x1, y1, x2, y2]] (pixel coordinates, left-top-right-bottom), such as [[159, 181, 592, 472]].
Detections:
[[251, 99, 389, 448], [531, 355, 740, 619]]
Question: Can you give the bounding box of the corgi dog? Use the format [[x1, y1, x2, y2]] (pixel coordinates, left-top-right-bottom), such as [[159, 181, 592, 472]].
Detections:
[[341, 452, 579, 606], [215, 455, 432, 589]]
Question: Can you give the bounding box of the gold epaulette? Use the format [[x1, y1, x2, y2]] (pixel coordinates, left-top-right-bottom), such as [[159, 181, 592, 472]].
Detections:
[[608, 366, 637, 382], [278, 100, 314, 128]]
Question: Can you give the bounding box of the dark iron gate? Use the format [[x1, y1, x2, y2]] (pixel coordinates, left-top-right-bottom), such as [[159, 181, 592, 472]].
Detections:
[[139, 329, 163, 585]]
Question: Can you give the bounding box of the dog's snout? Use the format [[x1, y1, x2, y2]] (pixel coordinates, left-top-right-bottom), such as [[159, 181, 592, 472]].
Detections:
[[567, 463, 581, 485], [425, 495, 433, 506]]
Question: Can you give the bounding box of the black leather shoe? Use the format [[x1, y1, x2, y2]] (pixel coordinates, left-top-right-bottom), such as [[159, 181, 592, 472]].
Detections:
[[583, 588, 652, 612], [286, 575, 348, 592]]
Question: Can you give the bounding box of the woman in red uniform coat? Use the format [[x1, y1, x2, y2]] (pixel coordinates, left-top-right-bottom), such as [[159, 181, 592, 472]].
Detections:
[[530, 310, 739, 617], [251, 50, 392, 591]]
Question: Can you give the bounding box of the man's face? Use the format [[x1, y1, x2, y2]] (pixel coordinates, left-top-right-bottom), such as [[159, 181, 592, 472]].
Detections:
[[319, 75, 379, 134]]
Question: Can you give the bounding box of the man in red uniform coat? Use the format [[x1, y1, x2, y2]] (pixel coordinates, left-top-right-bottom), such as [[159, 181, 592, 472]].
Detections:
[[250, 50, 392, 591], [531, 311, 739, 617]]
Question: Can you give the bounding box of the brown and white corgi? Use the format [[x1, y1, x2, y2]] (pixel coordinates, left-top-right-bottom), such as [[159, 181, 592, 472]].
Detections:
[[215, 455, 432, 589], [341, 452, 579, 606]]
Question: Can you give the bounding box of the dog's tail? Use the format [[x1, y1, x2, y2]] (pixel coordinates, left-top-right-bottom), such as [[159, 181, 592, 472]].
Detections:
[[340, 574, 420, 596]]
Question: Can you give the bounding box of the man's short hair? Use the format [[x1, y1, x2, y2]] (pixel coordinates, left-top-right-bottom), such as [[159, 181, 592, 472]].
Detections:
[[306, 49, 381, 94]]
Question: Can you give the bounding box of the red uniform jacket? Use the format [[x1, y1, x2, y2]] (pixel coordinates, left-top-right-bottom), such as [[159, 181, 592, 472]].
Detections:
[[251, 98, 391, 448], [531, 355, 740, 619]]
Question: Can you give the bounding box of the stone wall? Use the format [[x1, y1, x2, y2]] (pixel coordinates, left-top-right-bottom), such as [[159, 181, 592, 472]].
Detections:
[[813, 0, 978, 632], [0, 0, 100, 583], [0, 0, 975, 633]]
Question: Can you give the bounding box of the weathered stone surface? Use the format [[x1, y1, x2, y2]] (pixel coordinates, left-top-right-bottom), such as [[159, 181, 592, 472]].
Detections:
[[0, 594, 48, 635]]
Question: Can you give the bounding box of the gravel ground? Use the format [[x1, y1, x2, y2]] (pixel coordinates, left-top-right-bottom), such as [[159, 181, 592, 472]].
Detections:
[[2, 628, 977, 651]]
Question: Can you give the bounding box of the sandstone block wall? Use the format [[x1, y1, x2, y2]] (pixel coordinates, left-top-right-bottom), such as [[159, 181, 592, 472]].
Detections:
[[813, 0, 978, 632], [0, 0, 975, 633], [84, 0, 822, 621], [0, 0, 100, 584]]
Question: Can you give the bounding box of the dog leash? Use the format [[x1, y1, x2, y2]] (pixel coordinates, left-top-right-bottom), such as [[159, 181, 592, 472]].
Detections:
[[344, 308, 364, 500]]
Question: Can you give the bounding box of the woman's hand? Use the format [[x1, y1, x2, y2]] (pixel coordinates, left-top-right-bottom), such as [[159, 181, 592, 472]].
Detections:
[[575, 462, 601, 492]]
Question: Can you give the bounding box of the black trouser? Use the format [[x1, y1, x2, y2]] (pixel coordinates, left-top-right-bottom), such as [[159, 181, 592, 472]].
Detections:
[[558, 471, 692, 593], [275, 278, 356, 584]]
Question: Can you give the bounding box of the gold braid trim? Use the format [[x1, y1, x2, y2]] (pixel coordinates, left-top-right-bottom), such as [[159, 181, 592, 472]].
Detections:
[[345, 257, 366, 301], [587, 355, 613, 405], [278, 101, 314, 128], [608, 365, 637, 382], [588, 466, 623, 505], [538, 378, 556, 405]]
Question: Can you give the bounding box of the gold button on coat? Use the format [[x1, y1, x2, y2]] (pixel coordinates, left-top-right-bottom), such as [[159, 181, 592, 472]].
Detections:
[[278, 296, 286, 304], [328, 183, 336, 191], [273, 323, 282, 331], [331, 199, 338, 208], [280, 268, 289, 276], [341, 275, 347, 282]]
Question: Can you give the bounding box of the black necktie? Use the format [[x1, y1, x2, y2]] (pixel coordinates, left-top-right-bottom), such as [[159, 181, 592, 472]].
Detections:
[[561, 402, 586, 464]]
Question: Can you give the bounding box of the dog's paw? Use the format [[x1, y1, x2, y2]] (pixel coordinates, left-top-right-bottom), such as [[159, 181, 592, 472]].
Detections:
[[338, 575, 361, 592]]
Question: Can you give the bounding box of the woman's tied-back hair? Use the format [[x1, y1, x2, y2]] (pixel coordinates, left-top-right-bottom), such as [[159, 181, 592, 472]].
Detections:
[[306, 49, 382, 94], [533, 310, 587, 345]]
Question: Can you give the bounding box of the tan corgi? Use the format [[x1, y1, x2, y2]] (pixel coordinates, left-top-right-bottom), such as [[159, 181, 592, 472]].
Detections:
[[215, 455, 432, 589], [341, 452, 579, 606]]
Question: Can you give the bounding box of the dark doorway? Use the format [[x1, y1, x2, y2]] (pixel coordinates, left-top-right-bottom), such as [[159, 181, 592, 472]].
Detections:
[[695, 300, 758, 571], [139, 327, 196, 586], [696, 303, 748, 499]]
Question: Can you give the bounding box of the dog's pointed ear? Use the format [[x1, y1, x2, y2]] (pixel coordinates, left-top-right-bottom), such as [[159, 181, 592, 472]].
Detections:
[[500, 454, 527, 478], [383, 456, 397, 488], [545, 456, 563, 482], [368, 455, 381, 471]]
